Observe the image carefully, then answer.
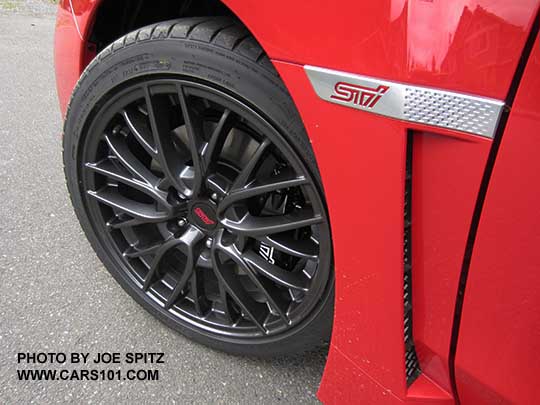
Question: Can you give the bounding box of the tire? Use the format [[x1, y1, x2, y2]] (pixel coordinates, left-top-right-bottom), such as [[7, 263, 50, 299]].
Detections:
[[63, 17, 334, 356]]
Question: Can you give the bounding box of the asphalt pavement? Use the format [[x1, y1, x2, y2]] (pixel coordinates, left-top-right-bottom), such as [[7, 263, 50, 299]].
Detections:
[[0, 4, 327, 404]]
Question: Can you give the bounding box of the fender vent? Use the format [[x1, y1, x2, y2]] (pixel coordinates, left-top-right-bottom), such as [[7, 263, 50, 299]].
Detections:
[[404, 134, 421, 386]]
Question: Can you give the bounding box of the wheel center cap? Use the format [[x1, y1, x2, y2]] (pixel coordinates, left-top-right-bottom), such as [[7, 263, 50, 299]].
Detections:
[[189, 201, 218, 231]]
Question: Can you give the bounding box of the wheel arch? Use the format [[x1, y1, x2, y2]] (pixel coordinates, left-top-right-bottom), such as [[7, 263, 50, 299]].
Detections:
[[57, 0, 311, 147], [77, 0, 281, 75], [87, 0, 234, 54]]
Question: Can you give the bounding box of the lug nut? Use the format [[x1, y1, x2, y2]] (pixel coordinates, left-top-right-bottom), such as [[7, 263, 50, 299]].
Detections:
[[211, 193, 218, 201], [206, 238, 213, 249], [178, 218, 186, 227]]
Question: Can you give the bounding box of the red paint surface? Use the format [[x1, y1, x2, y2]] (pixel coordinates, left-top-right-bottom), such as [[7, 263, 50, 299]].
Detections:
[[53, 0, 540, 403], [455, 33, 540, 405], [54, 0, 99, 116], [223, 0, 538, 99]]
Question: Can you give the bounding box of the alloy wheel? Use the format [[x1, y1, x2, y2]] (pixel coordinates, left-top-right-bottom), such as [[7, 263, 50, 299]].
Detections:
[[81, 77, 332, 338]]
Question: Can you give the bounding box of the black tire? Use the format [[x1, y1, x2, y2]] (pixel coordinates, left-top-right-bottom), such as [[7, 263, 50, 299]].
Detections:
[[63, 17, 334, 356]]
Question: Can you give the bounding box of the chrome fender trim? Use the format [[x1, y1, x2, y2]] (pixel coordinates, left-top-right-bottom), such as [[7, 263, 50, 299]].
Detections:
[[305, 65, 505, 138]]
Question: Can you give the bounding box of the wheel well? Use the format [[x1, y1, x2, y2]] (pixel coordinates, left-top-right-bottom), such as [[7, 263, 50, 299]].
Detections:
[[89, 0, 235, 53]]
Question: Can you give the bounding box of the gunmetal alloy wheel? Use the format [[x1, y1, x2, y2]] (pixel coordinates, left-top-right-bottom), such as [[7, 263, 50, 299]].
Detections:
[[64, 18, 333, 356]]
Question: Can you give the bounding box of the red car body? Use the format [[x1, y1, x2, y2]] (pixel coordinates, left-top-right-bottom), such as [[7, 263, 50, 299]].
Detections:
[[55, 1, 540, 403]]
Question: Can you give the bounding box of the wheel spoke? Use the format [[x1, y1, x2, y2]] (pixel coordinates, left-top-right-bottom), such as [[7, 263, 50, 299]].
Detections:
[[144, 85, 188, 194], [88, 187, 170, 223], [121, 108, 158, 156], [164, 226, 205, 309], [243, 250, 309, 291], [106, 215, 144, 229], [202, 108, 234, 170], [230, 139, 271, 191], [189, 270, 209, 316], [215, 235, 290, 324], [104, 134, 160, 187], [143, 237, 182, 291], [123, 242, 161, 258], [85, 158, 169, 207], [206, 173, 232, 197], [211, 241, 268, 333], [221, 206, 323, 236], [219, 169, 308, 212], [176, 84, 205, 196], [217, 283, 232, 323], [213, 262, 268, 333]]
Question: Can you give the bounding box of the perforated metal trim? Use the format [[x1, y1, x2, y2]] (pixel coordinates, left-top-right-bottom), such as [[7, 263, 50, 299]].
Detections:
[[403, 87, 503, 137], [305, 65, 505, 138]]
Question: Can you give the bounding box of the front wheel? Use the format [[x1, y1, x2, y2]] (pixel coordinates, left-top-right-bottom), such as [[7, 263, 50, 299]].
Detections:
[[63, 17, 334, 356]]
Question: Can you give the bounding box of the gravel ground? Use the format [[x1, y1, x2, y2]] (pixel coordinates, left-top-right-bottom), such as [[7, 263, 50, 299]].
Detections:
[[0, 0, 56, 15], [0, 5, 327, 404]]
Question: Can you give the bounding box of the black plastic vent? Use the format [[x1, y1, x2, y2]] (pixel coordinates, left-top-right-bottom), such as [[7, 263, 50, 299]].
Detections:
[[404, 134, 421, 386]]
